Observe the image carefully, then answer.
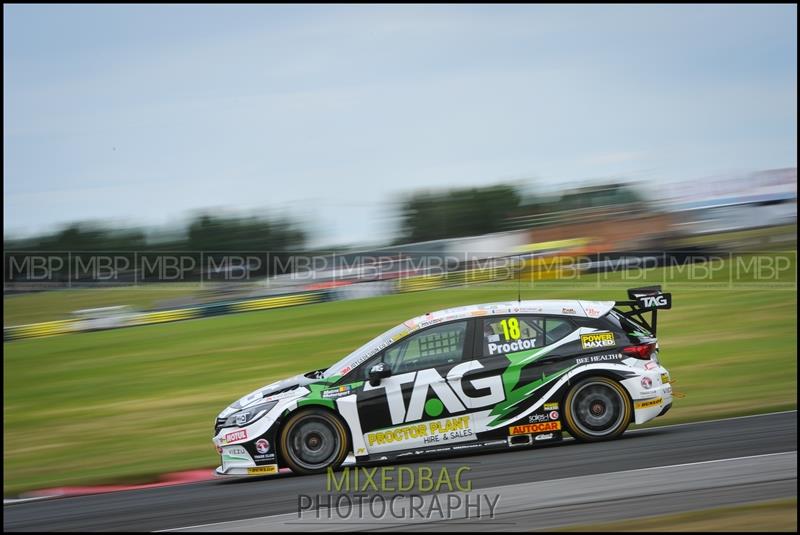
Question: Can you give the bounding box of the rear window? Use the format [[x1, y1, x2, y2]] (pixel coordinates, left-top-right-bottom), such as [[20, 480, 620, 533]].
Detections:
[[607, 310, 653, 338]]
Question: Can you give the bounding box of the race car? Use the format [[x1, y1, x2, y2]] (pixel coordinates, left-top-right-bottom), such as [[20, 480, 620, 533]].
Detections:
[[213, 286, 673, 476]]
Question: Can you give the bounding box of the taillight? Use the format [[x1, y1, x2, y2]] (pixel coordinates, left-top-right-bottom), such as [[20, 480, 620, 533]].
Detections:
[[622, 342, 656, 360]]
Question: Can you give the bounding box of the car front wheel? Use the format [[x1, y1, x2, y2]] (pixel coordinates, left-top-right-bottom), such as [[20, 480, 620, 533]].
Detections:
[[279, 408, 350, 474], [563, 376, 632, 442]]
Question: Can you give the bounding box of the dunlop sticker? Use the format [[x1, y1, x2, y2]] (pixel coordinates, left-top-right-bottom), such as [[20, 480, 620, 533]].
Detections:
[[634, 397, 663, 409], [247, 465, 278, 475]]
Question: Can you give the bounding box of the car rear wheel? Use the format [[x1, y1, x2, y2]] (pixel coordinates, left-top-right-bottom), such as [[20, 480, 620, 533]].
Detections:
[[563, 376, 632, 442], [279, 408, 350, 474]]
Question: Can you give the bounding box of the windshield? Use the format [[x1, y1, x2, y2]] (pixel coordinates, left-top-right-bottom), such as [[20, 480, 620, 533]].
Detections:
[[323, 322, 410, 378]]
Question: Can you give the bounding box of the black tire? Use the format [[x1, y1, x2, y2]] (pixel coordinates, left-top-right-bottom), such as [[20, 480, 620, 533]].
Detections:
[[563, 376, 632, 442], [279, 408, 350, 474]]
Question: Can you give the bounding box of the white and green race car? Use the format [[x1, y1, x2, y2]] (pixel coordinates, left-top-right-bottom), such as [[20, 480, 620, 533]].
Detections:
[[213, 287, 673, 476]]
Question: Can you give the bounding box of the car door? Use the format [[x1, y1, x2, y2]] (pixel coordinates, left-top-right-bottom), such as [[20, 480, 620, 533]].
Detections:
[[463, 315, 545, 432], [467, 315, 578, 433], [346, 320, 474, 455]]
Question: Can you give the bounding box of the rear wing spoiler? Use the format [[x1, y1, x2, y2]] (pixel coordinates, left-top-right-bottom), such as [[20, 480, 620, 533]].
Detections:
[[614, 286, 672, 336]]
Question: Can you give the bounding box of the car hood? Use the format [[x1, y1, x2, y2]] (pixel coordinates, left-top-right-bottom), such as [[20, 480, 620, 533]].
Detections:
[[217, 369, 325, 419]]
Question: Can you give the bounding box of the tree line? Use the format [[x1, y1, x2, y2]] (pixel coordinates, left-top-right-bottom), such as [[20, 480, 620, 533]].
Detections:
[[5, 182, 645, 255]]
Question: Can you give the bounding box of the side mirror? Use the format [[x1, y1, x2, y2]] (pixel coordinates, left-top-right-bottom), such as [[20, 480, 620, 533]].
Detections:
[[368, 362, 392, 387]]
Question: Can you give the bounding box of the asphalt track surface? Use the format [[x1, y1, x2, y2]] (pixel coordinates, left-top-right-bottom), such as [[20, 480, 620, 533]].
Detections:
[[4, 411, 797, 532]]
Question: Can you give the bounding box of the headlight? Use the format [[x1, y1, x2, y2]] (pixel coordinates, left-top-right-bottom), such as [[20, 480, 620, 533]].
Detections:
[[223, 401, 277, 428]]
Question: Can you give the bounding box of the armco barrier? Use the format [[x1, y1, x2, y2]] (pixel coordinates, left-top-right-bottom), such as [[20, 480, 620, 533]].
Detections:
[[4, 264, 526, 342], [228, 292, 322, 313], [394, 265, 514, 293], [127, 307, 202, 326], [4, 291, 328, 342], [3, 318, 79, 342]]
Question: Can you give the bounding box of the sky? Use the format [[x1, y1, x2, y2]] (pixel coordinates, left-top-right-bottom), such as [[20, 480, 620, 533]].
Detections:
[[3, 4, 797, 247]]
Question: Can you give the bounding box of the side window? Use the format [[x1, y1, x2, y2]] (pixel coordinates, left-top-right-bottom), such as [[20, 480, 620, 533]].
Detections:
[[545, 318, 574, 345], [385, 321, 468, 374], [482, 316, 544, 356]]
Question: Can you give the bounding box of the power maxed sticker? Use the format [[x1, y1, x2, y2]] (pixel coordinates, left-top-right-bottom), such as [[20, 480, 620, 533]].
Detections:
[[580, 332, 615, 349]]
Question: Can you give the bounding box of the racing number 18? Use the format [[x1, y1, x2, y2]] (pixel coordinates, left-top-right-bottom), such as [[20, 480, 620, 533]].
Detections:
[[501, 318, 521, 341]]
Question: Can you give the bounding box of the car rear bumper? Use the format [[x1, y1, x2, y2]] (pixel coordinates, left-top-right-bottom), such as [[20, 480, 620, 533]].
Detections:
[[625, 365, 674, 425]]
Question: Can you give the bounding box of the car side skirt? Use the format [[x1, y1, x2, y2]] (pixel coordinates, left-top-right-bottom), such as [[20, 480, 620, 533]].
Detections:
[[356, 432, 564, 465]]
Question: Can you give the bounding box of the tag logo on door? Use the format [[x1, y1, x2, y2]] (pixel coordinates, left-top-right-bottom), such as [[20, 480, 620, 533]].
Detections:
[[364, 360, 504, 424]]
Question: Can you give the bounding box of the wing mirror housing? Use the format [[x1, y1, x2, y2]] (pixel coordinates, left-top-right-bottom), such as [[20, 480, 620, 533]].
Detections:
[[368, 362, 392, 387]]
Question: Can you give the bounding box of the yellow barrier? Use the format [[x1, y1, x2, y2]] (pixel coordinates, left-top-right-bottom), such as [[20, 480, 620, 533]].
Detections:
[[230, 292, 320, 312], [5, 319, 77, 340], [129, 308, 200, 326], [396, 275, 446, 293], [4, 292, 325, 342]]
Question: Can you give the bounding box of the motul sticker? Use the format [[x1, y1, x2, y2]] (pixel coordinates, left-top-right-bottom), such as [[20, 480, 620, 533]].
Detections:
[[223, 430, 247, 444]]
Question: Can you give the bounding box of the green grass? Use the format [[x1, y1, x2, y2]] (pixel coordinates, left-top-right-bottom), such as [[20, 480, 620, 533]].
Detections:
[[3, 254, 797, 496], [558, 498, 798, 532]]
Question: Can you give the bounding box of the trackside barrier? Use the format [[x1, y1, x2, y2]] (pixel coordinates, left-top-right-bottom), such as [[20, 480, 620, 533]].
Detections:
[[3, 319, 79, 341], [4, 262, 548, 341], [128, 308, 201, 326], [394, 264, 521, 293], [228, 292, 320, 313], [3, 291, 328, 342]]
